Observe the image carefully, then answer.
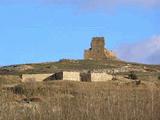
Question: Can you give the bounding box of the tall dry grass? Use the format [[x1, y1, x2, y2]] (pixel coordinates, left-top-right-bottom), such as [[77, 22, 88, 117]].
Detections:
[[0, 81, 160, 120]]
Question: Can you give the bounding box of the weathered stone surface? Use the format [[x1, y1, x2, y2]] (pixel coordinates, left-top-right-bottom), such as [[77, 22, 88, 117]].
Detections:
[[90, 72, 113, 82], [81, 72, 113, 82], [21, 74, 53, 82], [84, 37, 116, 60], [55, 71, 80, 81]]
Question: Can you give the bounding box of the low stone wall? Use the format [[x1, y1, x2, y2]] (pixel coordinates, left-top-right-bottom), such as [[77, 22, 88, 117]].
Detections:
[[54, 72, 80, 81], [21, 72, 113, 82], [91, 73, 113, 82], [63, 72, 80, 81], [22, 73, 53, 82]]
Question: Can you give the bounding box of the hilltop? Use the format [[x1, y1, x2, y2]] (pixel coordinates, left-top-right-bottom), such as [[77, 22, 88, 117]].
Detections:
[[0, 36, 160, 84], [0, 59, 160, 81], [1, 37, 159, 81], [1, 37, 160, 120]]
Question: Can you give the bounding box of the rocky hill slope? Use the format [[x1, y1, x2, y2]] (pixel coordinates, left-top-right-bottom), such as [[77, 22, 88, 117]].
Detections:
[[0, 59, 160, 82], [1, 59, 160, 120]]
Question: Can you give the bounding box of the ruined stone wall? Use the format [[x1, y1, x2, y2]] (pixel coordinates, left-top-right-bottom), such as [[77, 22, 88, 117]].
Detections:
[[84, 50, 93, 60], [104, 49, 117, 59], [80, 72, 113, 82], [22, 74, 53, 82], [21, 72, 114, 82], [90, 73, 113, 82], [63, 72, 80, 81], [84, 37, 117, 60]]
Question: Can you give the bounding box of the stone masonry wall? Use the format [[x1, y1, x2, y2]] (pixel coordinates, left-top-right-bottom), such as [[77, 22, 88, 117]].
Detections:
[[63, 72, 80, 81], [22, 74, 53, 82], [91, 72, 113, 82], [84, 37, 116, 60], [21, 72, 113, 82]]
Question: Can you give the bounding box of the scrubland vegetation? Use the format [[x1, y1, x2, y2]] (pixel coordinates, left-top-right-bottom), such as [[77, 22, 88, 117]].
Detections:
[[1, 59, 160, 120], [1, 78, 160, 120]]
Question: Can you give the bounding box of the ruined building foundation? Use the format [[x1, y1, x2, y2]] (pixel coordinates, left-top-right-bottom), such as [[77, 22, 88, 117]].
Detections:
[[22, 74, 53, 82], [81, 72, 113, 82], [54, 71, 81, 81], [21, 71, 113, 82]]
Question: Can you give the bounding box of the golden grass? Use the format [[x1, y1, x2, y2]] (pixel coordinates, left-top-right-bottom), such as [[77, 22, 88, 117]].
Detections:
[[1, 80, 160, 120]]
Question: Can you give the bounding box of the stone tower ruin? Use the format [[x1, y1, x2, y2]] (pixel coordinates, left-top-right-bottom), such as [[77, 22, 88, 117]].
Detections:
[[84, 37, 116, 60]]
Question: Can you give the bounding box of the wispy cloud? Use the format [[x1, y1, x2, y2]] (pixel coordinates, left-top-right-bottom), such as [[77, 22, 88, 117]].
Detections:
[[1, 0, 160, 9], [116, 35, 160, 64]]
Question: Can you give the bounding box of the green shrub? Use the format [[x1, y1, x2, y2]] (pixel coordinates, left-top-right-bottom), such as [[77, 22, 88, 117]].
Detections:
[[158, 75, 160, 80], [128, 72, 138, 80], [11, 84, 25, 95]]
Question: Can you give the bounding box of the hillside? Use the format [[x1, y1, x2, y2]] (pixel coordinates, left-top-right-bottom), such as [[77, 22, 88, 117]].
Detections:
[[1, 59, 160, 73], [0, 59, 160, 120], [0, 59, 160, 82]]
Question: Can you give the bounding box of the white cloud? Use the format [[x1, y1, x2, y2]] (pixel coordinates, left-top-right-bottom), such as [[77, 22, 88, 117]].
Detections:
[[116, 35, 160, 64], [1, 0, 160, 9], [79, 0, 160, 10]]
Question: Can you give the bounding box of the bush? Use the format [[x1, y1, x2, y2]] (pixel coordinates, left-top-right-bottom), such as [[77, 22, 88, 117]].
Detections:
[[128, 72, 138, 80], [158, 75, 160, 80], [11, 84, 25, 95]]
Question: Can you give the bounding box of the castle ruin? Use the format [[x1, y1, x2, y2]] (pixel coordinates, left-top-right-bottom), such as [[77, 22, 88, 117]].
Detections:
[[20, 37, 117, 83], [84, 37, 116, 60]]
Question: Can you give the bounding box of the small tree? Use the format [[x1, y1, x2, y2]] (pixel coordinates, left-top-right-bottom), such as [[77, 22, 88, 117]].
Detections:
[[128, 71, 138, 80]]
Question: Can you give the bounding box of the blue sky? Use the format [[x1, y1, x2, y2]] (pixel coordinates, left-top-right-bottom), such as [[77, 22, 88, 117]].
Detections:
[[0, 0, 160, 65]]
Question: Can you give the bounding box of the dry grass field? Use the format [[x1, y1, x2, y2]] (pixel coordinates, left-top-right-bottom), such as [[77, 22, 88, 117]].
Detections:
[[1, 78, 160, 120], [0, 60, 160, 120]]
